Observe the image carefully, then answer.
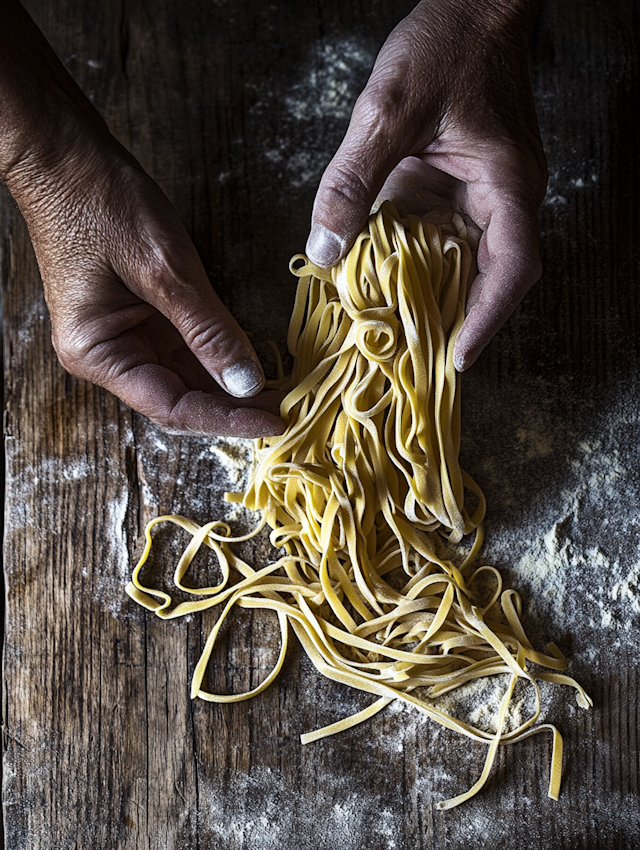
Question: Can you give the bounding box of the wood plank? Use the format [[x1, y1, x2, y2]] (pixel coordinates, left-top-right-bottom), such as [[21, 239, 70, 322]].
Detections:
[[3, 0, 640, 848]]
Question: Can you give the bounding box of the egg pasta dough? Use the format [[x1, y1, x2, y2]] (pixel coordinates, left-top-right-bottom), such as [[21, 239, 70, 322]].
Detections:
[[127, 201, 590, 810]]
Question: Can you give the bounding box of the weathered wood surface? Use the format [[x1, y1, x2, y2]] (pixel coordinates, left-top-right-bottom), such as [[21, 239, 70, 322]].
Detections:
[[2, 1, 639, 848]]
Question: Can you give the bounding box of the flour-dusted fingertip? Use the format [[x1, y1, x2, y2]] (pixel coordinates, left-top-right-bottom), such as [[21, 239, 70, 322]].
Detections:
[[453, 337, 468, 372], [306, 224, 346, 268], [453, 335, 482, 372], [453, 349, 466, 372], [221, 359, 264, 397]]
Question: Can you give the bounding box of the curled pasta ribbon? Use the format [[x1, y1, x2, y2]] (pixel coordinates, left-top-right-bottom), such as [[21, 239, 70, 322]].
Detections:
[[353, 317, 399, 362], [127, 202, 591, 809]]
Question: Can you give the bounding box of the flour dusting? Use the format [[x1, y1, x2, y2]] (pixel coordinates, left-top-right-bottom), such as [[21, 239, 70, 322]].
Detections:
[[252, 37, 375, 190], [282, 40, 374, 123], [475, 396, 640, 656], [113, 375, 640, 846], [92, 494, 131, 618], [208, 436, 253, 487]]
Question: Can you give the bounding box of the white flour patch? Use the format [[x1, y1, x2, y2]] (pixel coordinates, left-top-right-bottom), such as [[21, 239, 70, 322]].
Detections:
[[252, 37, 375, 190], [6, 456, 100, 536], [208, 437, 253, 488], [498, 438, 640, 643], [19, 456, 93, 490], [92, 494, 131, 618], [611, 561, 640, 613], [15, 298, 48, 346], [283, 40, 374, 123], [197, 765, 404, 850], [540, 163, 599, 210], [105, 494, 129, 576], [461, 377, 640, 673]]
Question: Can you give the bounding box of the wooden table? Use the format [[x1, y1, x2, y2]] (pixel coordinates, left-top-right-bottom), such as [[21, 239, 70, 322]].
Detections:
[[3, 1, 639, 847]]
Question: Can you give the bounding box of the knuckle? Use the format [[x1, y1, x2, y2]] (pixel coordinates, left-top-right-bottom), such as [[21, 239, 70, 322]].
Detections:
[[320, 161, 373, 212], [130, 212, 199, 292], [136, 234, 213, 315], [138, 247, 184, 298], [53, 328, 124, 386], [178, 312, 228, 355], [480, 138, 548, 206], [157, 398, 188, 434], [147, 234, 191, 282], [51, 330, 87, 375], [53, 342, 78, 375], [352, 81, 407, 148]]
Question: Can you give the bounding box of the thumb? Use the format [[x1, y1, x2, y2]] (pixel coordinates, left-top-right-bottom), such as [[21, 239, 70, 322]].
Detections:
[[306, 96, 403, 268]]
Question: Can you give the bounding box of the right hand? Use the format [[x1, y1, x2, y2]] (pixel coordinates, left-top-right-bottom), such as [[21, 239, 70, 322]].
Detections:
[[306, 0, 548, 372]]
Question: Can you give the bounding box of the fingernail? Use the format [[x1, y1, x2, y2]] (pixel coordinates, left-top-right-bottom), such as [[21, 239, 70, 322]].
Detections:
[[306, 224, 345, 268], [453, 349, 467, 372], [454, 342, 483, 372], [222, 359, 264, 397], [453, 340, 470, 372]]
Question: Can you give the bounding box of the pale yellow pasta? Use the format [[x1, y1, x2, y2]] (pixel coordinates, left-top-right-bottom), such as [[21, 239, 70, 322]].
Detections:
[[126, 201, 591, 809]]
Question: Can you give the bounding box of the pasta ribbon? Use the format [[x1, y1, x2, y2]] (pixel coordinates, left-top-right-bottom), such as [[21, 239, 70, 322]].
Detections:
[[127, 202, 590, 809]]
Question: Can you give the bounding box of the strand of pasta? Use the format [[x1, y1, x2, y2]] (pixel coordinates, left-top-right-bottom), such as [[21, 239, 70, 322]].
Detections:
[[126, 201, 591, 809]]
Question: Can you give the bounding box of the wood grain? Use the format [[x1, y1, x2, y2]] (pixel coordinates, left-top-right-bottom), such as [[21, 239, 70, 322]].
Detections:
[[2, 1, 639, 848]]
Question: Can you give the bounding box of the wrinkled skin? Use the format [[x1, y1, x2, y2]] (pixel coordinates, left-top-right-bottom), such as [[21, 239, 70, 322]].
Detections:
[[306, 0, 547, 370], [1, 0, 545, 439], [9, 133, 286, 438], [0, 0, 284, 438]]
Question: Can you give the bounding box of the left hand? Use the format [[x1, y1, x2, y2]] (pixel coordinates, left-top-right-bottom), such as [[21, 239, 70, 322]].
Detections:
[[8, 131, 286, 437], [0, 0, 285, 438]]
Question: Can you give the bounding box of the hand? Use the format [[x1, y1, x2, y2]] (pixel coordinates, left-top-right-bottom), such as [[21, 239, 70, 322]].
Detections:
[[8, 133, 285, 438], [306, 0, 547, 371], [1, 1, 284, 439]]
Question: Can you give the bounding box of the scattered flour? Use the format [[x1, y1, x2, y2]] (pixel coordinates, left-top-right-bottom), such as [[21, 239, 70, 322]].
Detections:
[[252, 37, 374, 190], [282, 40, 374, 123], [611, 562, 640, 613], [92, 494, 131, 618], [489, 432, 640, 645], [208, 436, 254, 487], [431, 676, 524, 736], [197, 764, 405, 850], [125, 379, 639, 836], [540, 166, 599, 209]]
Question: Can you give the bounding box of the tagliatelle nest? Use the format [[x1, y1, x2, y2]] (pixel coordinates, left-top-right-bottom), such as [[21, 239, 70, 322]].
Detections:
[[127, 201, 590, 809]]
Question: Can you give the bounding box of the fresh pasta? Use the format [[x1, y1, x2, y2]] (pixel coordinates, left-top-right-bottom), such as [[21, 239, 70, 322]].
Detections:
[[126, 201, 590, 810]]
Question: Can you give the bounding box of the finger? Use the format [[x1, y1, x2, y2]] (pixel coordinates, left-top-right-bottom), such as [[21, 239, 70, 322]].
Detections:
[[138, 312, 259, 399], [306, 90, 406, 268], [108, 362, 285, 438], [147, 276, 266, 399], [453, 204, 542, 371], [117, 209, 268, 399], [52, 307, 285, 436]]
